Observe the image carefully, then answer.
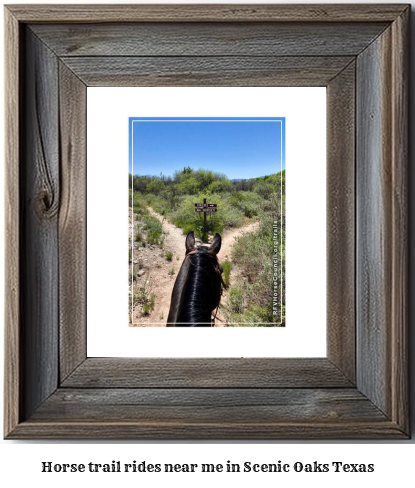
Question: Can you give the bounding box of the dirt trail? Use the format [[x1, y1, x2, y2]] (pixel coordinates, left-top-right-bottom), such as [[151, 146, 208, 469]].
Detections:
[[130, 208, 258, 327], [218, 221, 259, 262]]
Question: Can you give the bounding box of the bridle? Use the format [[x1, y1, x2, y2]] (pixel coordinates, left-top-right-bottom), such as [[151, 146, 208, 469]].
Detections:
[[185, 248, 227, 326]]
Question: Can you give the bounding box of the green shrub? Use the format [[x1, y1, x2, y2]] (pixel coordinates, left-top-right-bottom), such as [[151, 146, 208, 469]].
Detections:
[[134, 228, 143, 243], [227, 286, 245, 314], [143, 216, 163, 245], [227, 196, 285, 326], [129, 264, 138, 282], [253, 180, 276, 200], [165, 251, 173, 261], [132, 282, 155, 316], [222, 260, 232, 287], [181, 223, 195, 236], [131, 191, 149, 216], [228, 191, 261, 218], [243, 203, 258, 218], [143, 293, 155, 315], [172, 192, 243, 240]]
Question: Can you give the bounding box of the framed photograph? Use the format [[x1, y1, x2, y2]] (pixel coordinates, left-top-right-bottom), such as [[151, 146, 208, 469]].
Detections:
[[127, 115, 287, 328], [4, 4, 409, 439]]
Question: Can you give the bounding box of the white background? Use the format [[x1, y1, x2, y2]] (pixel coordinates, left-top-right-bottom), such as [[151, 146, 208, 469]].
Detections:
[[1, 0, 414, 486], [87, 87, 326, 358]]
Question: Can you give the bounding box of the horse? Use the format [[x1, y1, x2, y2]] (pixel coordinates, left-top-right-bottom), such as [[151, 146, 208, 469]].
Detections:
[[166, 231, 226, 326]]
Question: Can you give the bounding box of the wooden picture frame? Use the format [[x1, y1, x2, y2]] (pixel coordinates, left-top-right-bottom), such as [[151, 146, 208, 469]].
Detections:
[[4, 4, 409, 439]]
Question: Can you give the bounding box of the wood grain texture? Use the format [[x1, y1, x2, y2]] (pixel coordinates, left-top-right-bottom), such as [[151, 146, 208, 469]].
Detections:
[[6, 4, 409, 23], [4, 5, 410, 440], [389, 8, 409, 433], [31, 22, 388, 57], [356, 17, 408, 434], [32, 388, 386, 422], [8, 418, 406, 441], [61, 56, 354, 87], [58, 63, 87, 382], [326, 62, 356, 383], [62, 358, 353, 389], [4, 6, 21, 438], [21, 28, 60, 420], [357, 30, 391, 417]]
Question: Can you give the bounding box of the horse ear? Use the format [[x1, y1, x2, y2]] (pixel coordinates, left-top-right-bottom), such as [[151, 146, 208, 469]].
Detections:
[[209, 233, 222, 255], [185, 231, 196, 253]]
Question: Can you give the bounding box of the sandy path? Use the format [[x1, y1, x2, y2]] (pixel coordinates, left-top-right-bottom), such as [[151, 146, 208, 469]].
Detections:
[[218, 221, 259, 263], [131, 208, 258, 327], [130, 208, 187, 327]]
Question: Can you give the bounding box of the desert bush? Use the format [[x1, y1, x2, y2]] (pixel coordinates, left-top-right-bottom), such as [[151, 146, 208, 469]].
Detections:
[[223, 280, 284, 326], [142, 215, 163, 245], [132, 281, 155, 316], [142, 293, 155, 315], [228, 191, 262, 218], [134, 225, 143, 243], [224, 191, 285, 326], [222, 260, 232, 287], [227, 285, 245, 314], [130, 190, 149, 216], [172, 192, 243, 240]]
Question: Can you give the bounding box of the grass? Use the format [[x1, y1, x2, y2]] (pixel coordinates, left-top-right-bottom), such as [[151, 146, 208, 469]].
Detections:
[[130, 190, 149, 217], [223, 210, 285, 326], [168, 267, 175, 276], [142, 293, 155, 316], [165, 251, 173, 261], [220, 190, 285, 327], [223, 281, 272, 326], [227, 285, 245, 314], [134, 227, 143, 243], [129, 265, 137, 282], [222, 260, 232, 287], [143, 216, 164, 246], [132, 281, 155, 316]]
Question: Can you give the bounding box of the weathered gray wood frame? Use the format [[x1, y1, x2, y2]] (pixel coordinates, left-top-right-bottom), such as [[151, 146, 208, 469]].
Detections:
[[4, 4, 409, 439]]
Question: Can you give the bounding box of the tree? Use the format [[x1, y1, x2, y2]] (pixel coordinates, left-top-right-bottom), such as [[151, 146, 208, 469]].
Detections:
[[146, 178, 165, 195]]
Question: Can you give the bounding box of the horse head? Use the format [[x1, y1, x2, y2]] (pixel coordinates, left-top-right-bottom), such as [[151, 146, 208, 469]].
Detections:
[[167, 231, 224, 326]]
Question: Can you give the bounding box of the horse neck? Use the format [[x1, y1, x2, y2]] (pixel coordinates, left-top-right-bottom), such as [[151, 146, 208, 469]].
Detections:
[[177, 251, 220, 326]]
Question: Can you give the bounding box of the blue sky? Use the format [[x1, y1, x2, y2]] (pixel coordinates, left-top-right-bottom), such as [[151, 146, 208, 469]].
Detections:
[[129, 117, 285, 180]]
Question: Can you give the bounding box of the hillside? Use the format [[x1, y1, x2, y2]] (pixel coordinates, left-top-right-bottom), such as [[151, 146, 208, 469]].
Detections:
[[129, 167, 285, 326]]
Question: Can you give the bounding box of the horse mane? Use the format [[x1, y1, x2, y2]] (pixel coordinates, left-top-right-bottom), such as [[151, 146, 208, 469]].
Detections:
[[177, 247, 222, 326], [166, 255, 192, 325], [167, 231, 223, 327]]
